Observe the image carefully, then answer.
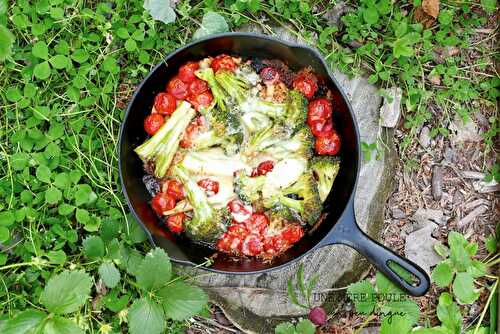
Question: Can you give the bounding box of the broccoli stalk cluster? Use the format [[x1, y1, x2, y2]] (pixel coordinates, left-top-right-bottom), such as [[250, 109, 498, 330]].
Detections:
[[135, 101, 195, 178]]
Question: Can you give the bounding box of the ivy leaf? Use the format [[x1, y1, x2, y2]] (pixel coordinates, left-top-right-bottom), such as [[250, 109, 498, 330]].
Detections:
[[136, 248, 172, 291], [128, 297, 165, 334], [2, 309, 46, 334], [431, 260, 454, 288], [295, 319, 315, 334], [143, 0, 176, 24], [40, 270, 92, 314], [192, 12, 229, 40], [159, 281, 207, 320], [347, 280, 376, 314], [0, 25, 14, 61], [275, 322, 296, 334], [452, 272, 480, 304], [436, 292, 462, 334], [83, 236, 105, 259], [98, 262, 121, 288], [42, 316, 83, 334]]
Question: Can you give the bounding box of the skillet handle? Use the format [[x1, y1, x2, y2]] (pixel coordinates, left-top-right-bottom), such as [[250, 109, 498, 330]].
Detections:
[[321, 202, 430, 296]]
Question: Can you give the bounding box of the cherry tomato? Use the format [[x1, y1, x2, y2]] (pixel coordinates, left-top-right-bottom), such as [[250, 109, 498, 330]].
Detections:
[[309, 119, 334, 137], [227, 223, 249, 239], [197, 178, 219, 196], [227, 199, 252, 222], [266, 235, 289, 253], [260, 67, 280, 84], [166, 179, 184, 201], [178, 61, 199, 83], [245, 213, 269, 234], [241, 235, 263, 256], [211, 54, 237, 72], [251, 160, 275, 177], [153, 92, 176, 115], [144, 114, 164, 135], [307, 98, 332, 124], [167, 76, 189, 100], [187, 91, 213, 111], [282, 225, 304, 243], [151, 192, 176, 215], [166, 213, 185, 233], [179, 121, 200, 148], [293, 74, 318, 99], [315, 131, 341, 155], [188, 78, 209, 96], [216, 234, 233, 252]]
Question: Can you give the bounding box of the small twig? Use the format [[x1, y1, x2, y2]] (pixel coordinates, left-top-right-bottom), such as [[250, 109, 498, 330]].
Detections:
[[194, 316, 239, 333]]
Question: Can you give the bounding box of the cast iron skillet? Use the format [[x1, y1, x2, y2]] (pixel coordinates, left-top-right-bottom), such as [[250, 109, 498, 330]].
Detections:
[[119, 32, 430, 296]]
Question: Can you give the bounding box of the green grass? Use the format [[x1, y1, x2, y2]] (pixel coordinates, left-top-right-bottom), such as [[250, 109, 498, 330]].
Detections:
[[0, 0, 498, 333]]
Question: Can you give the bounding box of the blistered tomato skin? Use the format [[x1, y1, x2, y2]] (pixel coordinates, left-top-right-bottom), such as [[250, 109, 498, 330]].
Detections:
[[242, 235, 263, 256], [165, 179, 184, 201], [166, 213, 185, 233], [143, 114, 164, 135], [151, 192, 176, 215], [307, 98, 332, 124], [282, 224, 304, 244], [197, 178, 219, 196], [309, 119, 334, 137], [167, 76, 189, 100], [315, 131, 341, 155], [153, 92, 176, 115], [188, 78, 209, 96], [252, 160, 275, 176], [187, 91, 213, 111], [178, 61, 199, 83], [293, 74, 318, 98], [245, 213, 269, 234], [211, 54, 237, 72]]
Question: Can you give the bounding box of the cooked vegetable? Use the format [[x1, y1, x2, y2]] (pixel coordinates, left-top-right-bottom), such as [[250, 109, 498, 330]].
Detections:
[[137, 56, 343, 258], [214, 70, 249, 105], [233, 170, 266, 204], [311, 156, 340, 202], [172, 165, 230, 241], [285, 90, 308, 132], [264, 173, 322, 225], [180, 148, 250, 176], [262, 127, 314, 160], [135, 101, 195, 177]]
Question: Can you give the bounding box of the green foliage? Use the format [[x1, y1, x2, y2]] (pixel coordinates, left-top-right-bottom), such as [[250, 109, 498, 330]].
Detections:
[[347, 272, 420, 333], [275, 319, 315, 334], [193, 11, 230, 39], [431, 232, 487, 304]]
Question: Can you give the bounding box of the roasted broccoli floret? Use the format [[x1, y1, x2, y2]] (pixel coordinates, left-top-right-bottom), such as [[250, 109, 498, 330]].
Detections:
[[241, 111, 271, 133], [135, 102, 195, 178], [214, 70, 249, 105], [311, 156, 340, 202], [263, 173, 322, 225], [246, 98, 287, 119], [267, 203, 302, 223], [189, 129, 224, 150], [285, 90, 308, 132], [172, 165, 229, 241], [180, 148, 250, 176], [233, 170, 266, 204], [263, 127, 314, 160]]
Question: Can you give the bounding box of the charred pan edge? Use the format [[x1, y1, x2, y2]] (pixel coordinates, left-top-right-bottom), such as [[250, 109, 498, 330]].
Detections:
[[118, 32, 361, 274]]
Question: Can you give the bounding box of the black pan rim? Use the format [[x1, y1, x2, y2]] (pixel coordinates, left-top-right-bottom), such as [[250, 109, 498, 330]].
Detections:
[[118, 32, 362, 275]]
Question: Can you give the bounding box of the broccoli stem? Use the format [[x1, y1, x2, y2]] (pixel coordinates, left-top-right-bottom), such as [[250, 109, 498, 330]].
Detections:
[[135, 101, 195, 178]]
